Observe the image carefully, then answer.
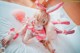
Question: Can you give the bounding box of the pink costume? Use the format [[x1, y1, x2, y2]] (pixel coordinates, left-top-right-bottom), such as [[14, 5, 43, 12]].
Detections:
[[9, 0, 75, 41], [26, 23, 46, 41]]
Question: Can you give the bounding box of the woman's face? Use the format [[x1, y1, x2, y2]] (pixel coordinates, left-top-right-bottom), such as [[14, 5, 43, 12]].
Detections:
[[36, 10, 50, 26]]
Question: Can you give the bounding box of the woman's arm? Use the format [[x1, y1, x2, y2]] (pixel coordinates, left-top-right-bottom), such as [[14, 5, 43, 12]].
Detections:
[[23, 29, 32, 41], [18, 24, 28, 36]]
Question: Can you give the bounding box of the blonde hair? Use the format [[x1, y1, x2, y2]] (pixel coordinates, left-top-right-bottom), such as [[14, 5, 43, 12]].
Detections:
[[34, 10, 50, 26]]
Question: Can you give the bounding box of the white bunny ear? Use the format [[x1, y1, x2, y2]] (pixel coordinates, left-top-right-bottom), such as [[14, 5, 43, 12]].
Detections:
[[47, 2, 64, 13]]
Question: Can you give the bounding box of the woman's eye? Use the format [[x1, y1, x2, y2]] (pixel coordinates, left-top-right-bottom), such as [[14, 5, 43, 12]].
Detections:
[[43, 20, 45, 23], [42, 19, 46, 23]]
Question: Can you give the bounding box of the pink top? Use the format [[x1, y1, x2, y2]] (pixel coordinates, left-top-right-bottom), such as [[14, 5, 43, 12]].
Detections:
[[26, 23, 46, 41]]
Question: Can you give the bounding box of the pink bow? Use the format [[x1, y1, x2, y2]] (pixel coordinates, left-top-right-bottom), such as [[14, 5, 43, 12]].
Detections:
[[9, 28, 19, 40]]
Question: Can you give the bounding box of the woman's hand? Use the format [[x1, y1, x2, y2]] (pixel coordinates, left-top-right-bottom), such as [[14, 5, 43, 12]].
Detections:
[[1, 28, 16, 47]]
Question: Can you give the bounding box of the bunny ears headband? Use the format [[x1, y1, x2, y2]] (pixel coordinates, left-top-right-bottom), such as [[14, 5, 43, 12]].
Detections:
[[35, 0, 64, 14]]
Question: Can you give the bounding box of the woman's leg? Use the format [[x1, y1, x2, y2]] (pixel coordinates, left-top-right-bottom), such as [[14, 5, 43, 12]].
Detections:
[[23, 29, 35, 44], [40, 40, 55, 53]]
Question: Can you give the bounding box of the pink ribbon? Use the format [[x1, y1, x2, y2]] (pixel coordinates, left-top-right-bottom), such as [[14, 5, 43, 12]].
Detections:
[[47, 2, 64, 13], [9, 28, 19, 40], [35, 0, 64, 13], [52, 21, 70, 25]]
